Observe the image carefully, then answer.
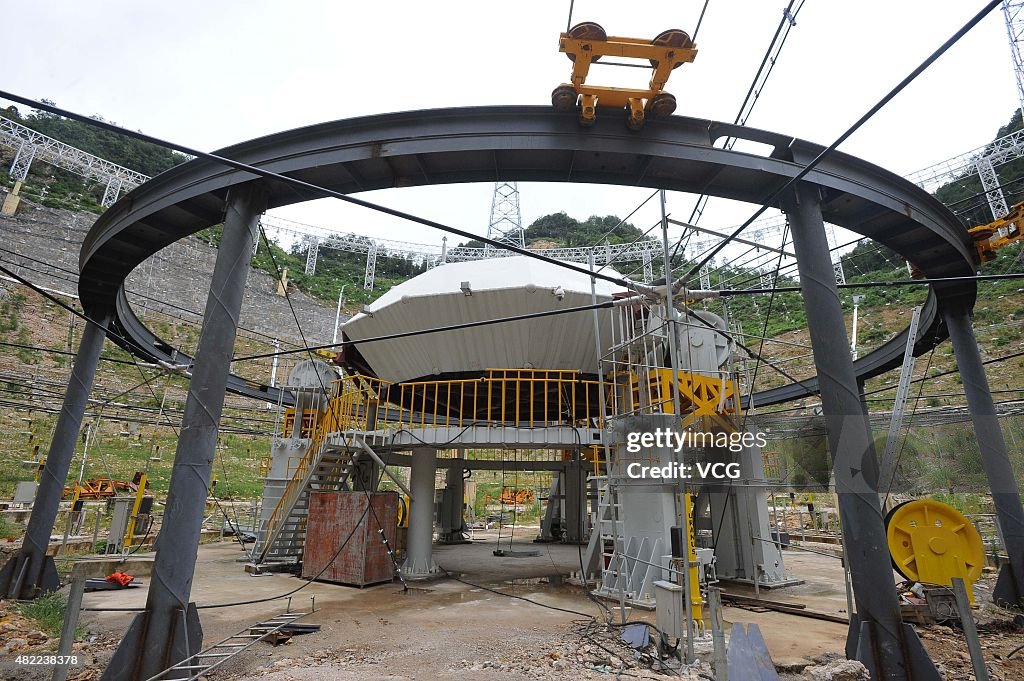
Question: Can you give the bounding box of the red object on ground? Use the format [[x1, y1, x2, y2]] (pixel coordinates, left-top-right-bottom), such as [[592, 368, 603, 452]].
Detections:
[[106, 571, 134, 586]]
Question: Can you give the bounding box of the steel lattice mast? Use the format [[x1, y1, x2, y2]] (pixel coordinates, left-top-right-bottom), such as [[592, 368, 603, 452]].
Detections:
[[1004, 1, 1024, 115], [486, 181, 525, 252]]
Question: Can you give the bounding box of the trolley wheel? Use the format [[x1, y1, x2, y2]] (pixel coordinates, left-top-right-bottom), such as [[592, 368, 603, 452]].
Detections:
[[648, 92, 677, 119], [626, 98, 645, 131], [650, 28, 693, 69], [566, 22, 607, 62], [551, 85, 578, 113]]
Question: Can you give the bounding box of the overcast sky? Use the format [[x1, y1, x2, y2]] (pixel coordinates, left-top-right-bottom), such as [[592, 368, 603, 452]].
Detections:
[[3, 1, 1019, 267]]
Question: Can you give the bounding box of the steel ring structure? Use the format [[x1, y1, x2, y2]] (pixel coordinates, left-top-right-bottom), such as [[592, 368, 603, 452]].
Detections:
[[79, 106, 977, 406]]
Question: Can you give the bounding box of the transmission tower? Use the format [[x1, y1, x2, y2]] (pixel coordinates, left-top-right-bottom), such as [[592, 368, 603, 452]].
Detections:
[[486, 182, 525, 252], [1004, 1, 1024, 114]]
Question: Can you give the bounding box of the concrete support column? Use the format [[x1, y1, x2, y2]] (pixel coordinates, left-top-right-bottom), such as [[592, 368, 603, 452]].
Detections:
[[943, 300, 1024, 606], [403, 447, 438, 577], [102, 183, 267, 681], [0, 312, 111, 599], [784, 183, 937, 680]]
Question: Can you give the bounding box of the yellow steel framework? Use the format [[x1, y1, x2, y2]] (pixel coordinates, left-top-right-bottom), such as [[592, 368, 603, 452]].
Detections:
[[610, 368, 741, 430], [553, 22, 697, 129]]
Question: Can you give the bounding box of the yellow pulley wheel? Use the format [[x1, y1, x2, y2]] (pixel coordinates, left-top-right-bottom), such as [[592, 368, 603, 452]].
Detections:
[[885, 499, 985, 589]]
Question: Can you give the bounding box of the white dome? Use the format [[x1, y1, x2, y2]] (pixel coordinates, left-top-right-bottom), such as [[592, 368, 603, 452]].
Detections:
[[343, 256, 627, 383]]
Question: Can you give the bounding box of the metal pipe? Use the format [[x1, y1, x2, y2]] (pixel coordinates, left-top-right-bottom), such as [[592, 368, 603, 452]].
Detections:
[[77, 423, 92, 485], [943, 300, 1024, 606], [952, 577, 990, 680], [784, 182, 933, 680], [0, 311, 110, 599], [850, 294, 865, 359], [660, 191, 693, 663], [332, 286, 346, 345], [52, 575, 85, 681]]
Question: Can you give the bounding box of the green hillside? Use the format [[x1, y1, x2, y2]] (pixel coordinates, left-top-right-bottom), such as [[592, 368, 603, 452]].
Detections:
[[0, 103, 186, 211]]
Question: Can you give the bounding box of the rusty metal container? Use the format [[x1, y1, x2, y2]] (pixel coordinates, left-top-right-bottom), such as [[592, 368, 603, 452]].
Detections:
[[301, 491, 398, 587]]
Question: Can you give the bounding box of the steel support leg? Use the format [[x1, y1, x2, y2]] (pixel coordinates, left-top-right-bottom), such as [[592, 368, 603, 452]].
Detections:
[[943, 300, 1024, 606], [402, 448, 438, 577], [101, 184, 266, 681], [783, 183, 938, 681], [562, 461, 586, 544], [0, 313, 110, 599], [439, 460, 467, 544]]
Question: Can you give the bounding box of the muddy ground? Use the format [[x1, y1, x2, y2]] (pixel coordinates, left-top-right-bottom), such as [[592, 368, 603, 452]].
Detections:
[[1, 533, 1022, 680]]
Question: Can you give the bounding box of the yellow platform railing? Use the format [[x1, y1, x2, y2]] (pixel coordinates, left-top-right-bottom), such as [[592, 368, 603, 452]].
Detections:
[[327, 369, 603, 434]]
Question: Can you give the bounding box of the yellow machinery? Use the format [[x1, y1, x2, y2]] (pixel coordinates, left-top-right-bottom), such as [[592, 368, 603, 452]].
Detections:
[[681, 491, 703, 626], [969, 200, 1024, 262], [499, 488, 535, 505], [911, 199, 1024, 276], [554, 22, 697, 129], [885, 499, 986, 604], [124, 473, 149, 548]]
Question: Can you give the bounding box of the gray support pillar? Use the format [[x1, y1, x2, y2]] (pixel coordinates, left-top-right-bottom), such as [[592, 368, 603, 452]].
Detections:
[[439, 459, 467, 543], [784, 183, 938, 681], [402, 447, 438, 577], [0, 313, 110, 599], [101, 184, 266, 681], [562, 460, 586, 544], [943, 300, 1024, 606], [350, 454, 380, 492]]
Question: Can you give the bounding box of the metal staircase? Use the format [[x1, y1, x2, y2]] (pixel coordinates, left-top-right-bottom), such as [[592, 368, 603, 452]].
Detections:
[[255, 443, 360, 565]]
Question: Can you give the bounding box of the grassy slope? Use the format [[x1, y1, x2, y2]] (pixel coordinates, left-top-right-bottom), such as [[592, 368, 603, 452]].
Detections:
[[0, 288, 280, 500]]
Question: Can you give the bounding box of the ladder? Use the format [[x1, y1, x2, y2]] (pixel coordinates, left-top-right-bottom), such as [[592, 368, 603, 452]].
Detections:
[[581, 476, 621, 581], [255, 445, 359, 564], [146, 610, 310, 681]]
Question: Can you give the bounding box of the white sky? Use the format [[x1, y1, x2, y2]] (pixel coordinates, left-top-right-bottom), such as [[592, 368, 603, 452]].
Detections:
[[3, 1, 1019, 264]]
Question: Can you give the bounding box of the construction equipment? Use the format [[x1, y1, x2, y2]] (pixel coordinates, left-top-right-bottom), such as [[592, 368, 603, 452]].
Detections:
[[969, 199, 1024, 262], [885, 499, 986, 604], [553, 22, 697, 129], [500, 488, 535, 505], [63, 477, 137, 500]]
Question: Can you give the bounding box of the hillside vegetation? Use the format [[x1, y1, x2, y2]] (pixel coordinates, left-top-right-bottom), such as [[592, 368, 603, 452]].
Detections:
[[2, 104, 1024, 506], [0, 103, 186, 212]]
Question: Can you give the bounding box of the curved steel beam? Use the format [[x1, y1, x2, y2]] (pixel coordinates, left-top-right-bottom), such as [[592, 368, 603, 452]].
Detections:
[[79, 106, 977, 406]]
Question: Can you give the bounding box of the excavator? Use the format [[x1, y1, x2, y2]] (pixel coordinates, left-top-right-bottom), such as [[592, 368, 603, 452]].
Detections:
[[552, 21, 697, 130]]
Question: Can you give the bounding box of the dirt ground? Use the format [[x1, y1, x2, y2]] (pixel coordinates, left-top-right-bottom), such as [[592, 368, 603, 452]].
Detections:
[[1, 533, 1023, 680]]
